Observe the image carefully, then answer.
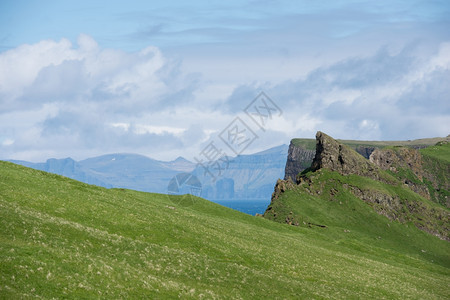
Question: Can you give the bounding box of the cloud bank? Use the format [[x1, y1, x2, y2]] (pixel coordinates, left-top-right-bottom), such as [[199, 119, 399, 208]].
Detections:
[[0, 33, 449, 162]]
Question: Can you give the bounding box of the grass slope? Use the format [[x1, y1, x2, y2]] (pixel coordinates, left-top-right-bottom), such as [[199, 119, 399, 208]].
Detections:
[[421, 141, 450, 163], [1, 161, 449, 299], [421, 143, 450, 206]]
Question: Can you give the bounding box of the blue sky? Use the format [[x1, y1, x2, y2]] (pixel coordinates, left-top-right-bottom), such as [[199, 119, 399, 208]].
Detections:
[[0, 0, 449, 161]]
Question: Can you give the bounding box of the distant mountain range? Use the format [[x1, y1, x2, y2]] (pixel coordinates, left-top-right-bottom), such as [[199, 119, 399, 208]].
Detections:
[[192, 145, 288, 200], [8, 145, 289, 202]]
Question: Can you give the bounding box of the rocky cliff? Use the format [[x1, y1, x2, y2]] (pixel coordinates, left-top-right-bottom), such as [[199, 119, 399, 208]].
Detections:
[[284, 139, 384, 181], [192, 144, 288, 200], [283, 140, 315, 181], [310, 132, 381, 180], [369, 144, 450, 207], [265, 132, 450, 241], [284, 135, 450, 183]]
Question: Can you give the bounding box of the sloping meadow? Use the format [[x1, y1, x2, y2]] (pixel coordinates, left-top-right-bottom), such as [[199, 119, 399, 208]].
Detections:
[[0, 161, 449, 298]]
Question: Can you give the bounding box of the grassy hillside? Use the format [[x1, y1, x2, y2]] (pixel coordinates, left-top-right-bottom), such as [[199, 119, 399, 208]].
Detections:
[[372, 141, 450, 207], [421, 143, 450, 207], [1, 161, 449, 298], [421, 141, 450, 163]]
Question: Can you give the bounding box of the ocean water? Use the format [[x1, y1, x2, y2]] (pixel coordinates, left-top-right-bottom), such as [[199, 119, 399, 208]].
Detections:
[[213, 199, 271, 216]]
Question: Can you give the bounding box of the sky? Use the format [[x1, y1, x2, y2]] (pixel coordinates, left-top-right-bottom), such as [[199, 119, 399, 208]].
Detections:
[[0, 0, 449, 162]]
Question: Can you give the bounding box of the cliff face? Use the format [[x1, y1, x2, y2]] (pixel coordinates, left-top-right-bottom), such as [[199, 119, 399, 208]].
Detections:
[[283, 136, 449, 184], [284, 138, 387, 182], [284, 140, 315, 181], [194, 144, 288, 200], [369, 147, 424, 178], [310, 132, 380, 180], [369, 147, 430, 199], [369, 145, 449, 207], [265, 132, 450, 241]]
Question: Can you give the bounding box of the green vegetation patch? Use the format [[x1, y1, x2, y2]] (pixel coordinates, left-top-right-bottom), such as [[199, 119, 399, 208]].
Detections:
[[265, 169, 450, 267], [290, 136, 449, 153], [1, 161, 450, 299], [421, 142, 450, 163], [420, 142, 450, 206], [290, 138, 316, 150]]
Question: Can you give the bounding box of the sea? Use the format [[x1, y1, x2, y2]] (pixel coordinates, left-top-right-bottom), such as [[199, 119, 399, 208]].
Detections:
[[213, 199, 271, 216]]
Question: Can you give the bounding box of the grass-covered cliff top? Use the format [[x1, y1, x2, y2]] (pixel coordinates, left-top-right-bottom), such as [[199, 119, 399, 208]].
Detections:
[[421, 141, 450, 163], [291, 135, 450, 150]]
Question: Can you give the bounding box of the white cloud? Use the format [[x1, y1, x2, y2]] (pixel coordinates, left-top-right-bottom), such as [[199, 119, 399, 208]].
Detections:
[[0, 32, 449, 162], [0, 34, 197, 114], [0, 38, 77, 101], [111, 123, 186, 136], [0, 35, 204, 161], [1, 138, 14, 146], [111, 123, 130, 131], [240, 41, 450, 141], [77, 34, 99, 53], [321, 88, 362, 106], [429, 42, 450, 71]]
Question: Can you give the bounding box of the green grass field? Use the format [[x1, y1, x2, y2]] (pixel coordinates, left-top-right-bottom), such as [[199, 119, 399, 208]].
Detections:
[[421, 141, 450, 164], [1, 161, 449, 299]]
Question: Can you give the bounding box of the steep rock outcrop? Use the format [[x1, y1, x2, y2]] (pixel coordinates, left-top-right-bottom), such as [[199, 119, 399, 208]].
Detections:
[[369, 144, 450, 207], [310, 131, 381, 181], [369, 147, 431, 199], [283, 136, 449, 185], [284, 139, 388, 182], [284, 141, 315, 181], [265, 131, 450, 241], [272, 178, 295, 201], [369, 147, 424, 179]]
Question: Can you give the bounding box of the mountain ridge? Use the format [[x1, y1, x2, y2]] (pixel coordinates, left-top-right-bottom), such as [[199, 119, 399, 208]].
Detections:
[[5, 145, 289, 206]]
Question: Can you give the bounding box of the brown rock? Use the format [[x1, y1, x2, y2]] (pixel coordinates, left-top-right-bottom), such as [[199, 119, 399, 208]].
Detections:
[[310, 131, 380, 180]]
